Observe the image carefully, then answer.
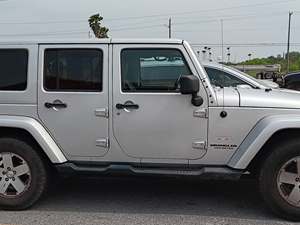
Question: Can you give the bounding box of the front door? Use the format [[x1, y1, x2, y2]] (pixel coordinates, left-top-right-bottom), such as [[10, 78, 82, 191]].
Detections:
[[112, 44, 208, 160], [38, 45, 109, 158]]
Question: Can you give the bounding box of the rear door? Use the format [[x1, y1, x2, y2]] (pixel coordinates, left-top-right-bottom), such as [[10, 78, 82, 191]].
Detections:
[[38, 44, 109, 159]]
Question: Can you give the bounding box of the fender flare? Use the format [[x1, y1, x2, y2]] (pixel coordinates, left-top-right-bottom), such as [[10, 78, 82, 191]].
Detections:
[[0, 116, 67, 164], [228, 114, 300, 169]]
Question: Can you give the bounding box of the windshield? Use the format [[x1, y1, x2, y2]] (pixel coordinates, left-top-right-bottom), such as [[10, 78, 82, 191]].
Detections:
[[210, 65, 269, 88], [205, 66, 251, 88], [223, 65, 268, 87]]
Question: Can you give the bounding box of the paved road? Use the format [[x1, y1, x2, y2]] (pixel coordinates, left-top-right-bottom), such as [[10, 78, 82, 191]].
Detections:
[[0, 177, 298, 225]]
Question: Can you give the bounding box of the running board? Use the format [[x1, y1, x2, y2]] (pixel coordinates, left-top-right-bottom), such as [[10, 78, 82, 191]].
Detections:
[[56, 163, 243, 180]]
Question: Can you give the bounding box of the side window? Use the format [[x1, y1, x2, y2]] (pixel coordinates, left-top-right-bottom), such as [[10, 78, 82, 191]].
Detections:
[[0, 49, 28, 91], [121, 49, 191, 92], [44, 49, 103, 92], [205, 67, 249, 87]]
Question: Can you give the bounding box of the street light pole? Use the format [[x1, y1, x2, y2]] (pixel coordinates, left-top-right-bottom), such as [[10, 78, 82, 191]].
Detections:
[[202, 50, 206, 61], [227, 47, 231, 64], [287, 11, 293, 73], [208, 47, 212, 62], [197, 50, 200, 59], [248, 53, 252, 61]]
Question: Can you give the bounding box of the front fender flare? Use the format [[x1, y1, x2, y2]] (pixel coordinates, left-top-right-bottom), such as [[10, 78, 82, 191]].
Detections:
[[228, 114, 300, 170], [0, 116, 67, 164]]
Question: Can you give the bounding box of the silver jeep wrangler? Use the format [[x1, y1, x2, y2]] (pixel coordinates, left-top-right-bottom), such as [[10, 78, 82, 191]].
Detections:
[[0, 39, 300, 221]]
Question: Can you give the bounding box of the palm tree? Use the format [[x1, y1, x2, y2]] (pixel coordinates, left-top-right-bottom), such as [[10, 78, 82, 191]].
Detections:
[[88, 14, 109, 38]]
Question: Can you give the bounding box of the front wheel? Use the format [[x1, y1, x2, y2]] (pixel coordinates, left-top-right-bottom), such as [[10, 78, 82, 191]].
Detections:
[[0, 138, 48, 210], [260, 139, 300, 221]]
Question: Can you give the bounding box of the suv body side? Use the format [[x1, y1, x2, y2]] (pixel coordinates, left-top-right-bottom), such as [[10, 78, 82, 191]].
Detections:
[[4, 40, 300, 219], [1, 39, 300, 170]]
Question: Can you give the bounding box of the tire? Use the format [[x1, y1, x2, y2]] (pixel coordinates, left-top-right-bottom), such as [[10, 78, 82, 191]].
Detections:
[[0, 137, 48, 210], [259, 139, 300, 221]]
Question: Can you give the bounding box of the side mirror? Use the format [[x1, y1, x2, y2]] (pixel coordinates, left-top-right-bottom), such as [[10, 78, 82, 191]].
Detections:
[[179, 75, 200, 94], [179, 75, 204, 107]]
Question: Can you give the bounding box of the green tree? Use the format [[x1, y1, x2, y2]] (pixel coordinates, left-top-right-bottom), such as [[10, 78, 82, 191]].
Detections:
[[238, 51, 300, 73], [88, 14, 109, 38]]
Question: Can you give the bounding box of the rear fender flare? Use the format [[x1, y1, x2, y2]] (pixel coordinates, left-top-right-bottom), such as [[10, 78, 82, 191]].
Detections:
[[0, 116, 67, 164]]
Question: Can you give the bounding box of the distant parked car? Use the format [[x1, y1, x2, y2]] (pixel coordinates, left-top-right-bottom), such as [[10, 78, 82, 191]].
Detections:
[[283, 72, 300, 91], [202, 62, 280, 89]]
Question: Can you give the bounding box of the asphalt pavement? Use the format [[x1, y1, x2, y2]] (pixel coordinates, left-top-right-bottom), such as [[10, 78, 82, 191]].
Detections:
[[0, 177, 298, 225]]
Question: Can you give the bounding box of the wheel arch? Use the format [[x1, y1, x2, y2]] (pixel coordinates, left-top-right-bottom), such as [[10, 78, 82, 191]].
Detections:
[[228, 115, 300, 170], [247, 128, 300, 176], [0, 116, 67, 164]]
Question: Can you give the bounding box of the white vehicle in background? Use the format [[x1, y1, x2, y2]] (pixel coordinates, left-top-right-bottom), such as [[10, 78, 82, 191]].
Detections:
[[202, 62, 280, 89]]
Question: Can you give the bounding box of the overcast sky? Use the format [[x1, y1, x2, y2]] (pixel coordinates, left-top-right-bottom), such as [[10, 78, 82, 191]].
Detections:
[[0, 0, 299, 61]]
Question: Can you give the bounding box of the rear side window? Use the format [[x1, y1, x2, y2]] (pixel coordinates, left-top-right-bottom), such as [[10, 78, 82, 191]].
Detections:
[[44, 49, 103, 92], [0, 49, 28, 91], [121, 49, 191, 92]]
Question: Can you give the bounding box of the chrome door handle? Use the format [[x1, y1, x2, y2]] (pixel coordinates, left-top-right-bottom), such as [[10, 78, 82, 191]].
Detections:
[[116, 101, 139, 112], [45, 100, 67, 109], [116, 103, 139, 110]]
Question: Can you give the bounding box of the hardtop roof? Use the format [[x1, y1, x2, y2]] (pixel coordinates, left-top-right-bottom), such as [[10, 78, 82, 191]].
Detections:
[[0, 38, 184, 45]]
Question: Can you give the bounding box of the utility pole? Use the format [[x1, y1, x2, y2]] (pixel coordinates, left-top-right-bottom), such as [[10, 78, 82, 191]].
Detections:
[[168, 17, 172, 39], [221, 19, 224, 64], [287, 11, 293, 73]]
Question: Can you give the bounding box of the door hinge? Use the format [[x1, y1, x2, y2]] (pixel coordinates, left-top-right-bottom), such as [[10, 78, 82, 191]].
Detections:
[[193, 109, 208, 118], [95, 108, 109, 118], [96, 138, 110, 148], [192, 141, 207, 150]]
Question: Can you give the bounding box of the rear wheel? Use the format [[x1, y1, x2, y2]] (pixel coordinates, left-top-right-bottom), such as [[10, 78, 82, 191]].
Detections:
[[0, 138, 48, 210], [259, 139, 300, 221]]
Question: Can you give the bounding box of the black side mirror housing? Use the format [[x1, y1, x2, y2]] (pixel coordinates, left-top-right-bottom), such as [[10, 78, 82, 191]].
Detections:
[[179, 75, 200, 95], [179, 75, 203, 107]]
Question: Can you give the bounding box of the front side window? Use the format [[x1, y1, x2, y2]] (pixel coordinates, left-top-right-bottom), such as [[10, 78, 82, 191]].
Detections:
[[0, 49, 28, 91], [205, 67, 249, 88], [121, 49, 191, 92], [44, 49, 103, 92]]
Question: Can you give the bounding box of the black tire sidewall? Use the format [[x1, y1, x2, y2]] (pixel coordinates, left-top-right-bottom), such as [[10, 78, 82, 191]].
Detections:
[[0, 138, 48, 210], [260, 139, 300, 221]]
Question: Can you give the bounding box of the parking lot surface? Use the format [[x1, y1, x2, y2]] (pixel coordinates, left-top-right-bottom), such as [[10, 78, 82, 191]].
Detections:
[[0, 177, 298, 225]]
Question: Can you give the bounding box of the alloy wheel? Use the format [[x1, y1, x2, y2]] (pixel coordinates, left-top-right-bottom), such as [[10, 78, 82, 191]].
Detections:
[[277, 157, 300, 207], [0, 152, 31, 197]]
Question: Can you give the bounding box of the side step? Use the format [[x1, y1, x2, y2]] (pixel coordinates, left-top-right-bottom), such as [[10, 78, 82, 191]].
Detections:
[[55, 163, 243, 180]]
